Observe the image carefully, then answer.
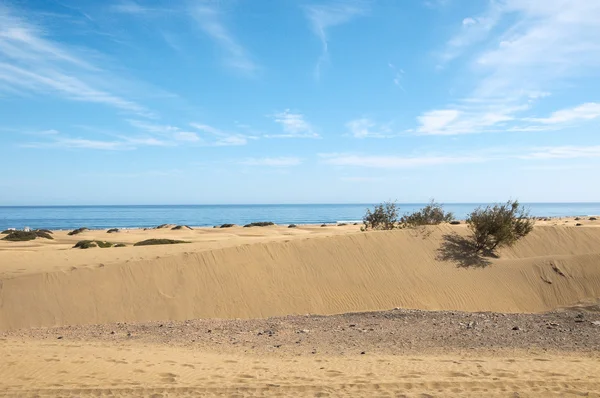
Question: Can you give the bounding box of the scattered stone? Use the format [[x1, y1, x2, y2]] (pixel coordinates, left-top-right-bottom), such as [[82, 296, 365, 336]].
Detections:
[[57, 336, 63, 340], [592, 321, 600, 327], [512, 326, 521, 331], [360, 351, 366, 355]]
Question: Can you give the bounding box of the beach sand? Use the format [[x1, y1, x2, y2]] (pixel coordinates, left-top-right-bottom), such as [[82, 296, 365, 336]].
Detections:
[[1, 218, 600, 396]]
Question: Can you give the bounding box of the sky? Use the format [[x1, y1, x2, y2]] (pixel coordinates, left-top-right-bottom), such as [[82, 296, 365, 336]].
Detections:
[[1, 0, 599, 205]]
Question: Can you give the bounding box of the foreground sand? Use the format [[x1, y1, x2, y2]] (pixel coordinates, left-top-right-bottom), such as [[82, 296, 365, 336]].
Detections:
[[2, 308, 600, 397]]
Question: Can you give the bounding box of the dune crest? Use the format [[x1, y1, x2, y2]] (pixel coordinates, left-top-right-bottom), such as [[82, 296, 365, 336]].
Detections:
[[1, 225, 600, 330]]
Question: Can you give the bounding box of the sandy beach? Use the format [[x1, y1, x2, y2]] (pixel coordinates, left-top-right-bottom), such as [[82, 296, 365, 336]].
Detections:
[[1, 218, 600, 396]]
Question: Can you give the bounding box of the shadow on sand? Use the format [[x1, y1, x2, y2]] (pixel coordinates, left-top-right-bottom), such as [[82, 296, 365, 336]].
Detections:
[[436, 233, 496, 268]]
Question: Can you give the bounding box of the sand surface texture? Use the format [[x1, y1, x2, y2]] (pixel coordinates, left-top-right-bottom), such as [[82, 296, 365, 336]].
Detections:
[[1, 221, 600, 330], [1, 219, 600, 396]]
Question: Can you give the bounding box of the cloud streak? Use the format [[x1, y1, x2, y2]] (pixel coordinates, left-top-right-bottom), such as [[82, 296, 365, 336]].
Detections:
[[304, 1, 367, 79], [267, 110, 320, 138], [190, 3, 257, 73]]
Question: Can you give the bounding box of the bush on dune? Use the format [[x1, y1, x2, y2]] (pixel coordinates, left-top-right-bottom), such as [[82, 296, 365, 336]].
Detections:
[[107, 228, 120, 233], [243, 222, 275, 227], [220, 223, 235, 228], [362, 201, 399, 231], [467, 200, 534, 253], [288, 224, 297, 228], [68, 227, 88, 236], [2, 230, 53, 241], [133, 239, 189, 246], [73, 240, 115, 249], [114, 243, 126, 247], [400, 200, 454, 228], [171, 225, 193, 230]]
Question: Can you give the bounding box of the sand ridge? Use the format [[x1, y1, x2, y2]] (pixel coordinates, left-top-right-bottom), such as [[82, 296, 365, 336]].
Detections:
[[1, 221, 600, 330]]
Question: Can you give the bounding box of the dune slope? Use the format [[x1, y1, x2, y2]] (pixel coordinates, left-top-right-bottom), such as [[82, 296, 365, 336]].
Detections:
[[1, 225, 600, 330]]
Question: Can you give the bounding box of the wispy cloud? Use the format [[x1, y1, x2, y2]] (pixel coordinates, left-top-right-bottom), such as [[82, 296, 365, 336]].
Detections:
[[518, 146, 600, 160], [388, 63, 405, 90], [110, 0, 154, 15], [190, 3, 257, 74], [304, 1, 367, 79], [321, 145, 600, 169], [346, 118, 396, 138], [267, 110, 320, 138], [240, 157, 303, 167], [0, 4, 153, 117], [190, 123, 252, 146], [421, 1, 600, 135], [23, 137, 133, 150], [320, 153, 484, 168], [527, 103, 600, 125]]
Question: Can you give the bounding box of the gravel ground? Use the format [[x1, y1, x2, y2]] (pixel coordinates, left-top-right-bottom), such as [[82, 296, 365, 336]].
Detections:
[[4, 307, 600, 356]]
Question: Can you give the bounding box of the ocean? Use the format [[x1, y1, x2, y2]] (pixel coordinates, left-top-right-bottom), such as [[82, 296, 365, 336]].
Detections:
[[0, 203, 599, 231]]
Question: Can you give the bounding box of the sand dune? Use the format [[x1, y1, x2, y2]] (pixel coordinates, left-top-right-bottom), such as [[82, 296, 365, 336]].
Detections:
[[1, 223, 600, 331]]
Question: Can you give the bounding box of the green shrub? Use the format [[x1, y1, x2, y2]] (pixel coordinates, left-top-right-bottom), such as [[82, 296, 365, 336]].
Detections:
[[400, 200, 454, 227], [114, 243, 126, 247], [73, 240, 97, 249], [362, 201, 399, 230], [466, 200, 534, 253], [107, 228, 120, 233], [171, 225, 192, 230], [243, 222, 275, 227], [73, 240, 114, 249], [590, 217, 597, 221], [2, 230, 53, 241], [220, 223, 235, 228], [68, 227, 88, 236], [34, 229, 53, 234], [133, 239, 189, 246], [288, 224, 297, 228], [1, 230, 12, 234]]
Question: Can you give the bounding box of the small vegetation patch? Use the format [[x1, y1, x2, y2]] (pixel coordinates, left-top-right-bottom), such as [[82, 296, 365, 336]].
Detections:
[[107, 228, 120, 233], [219, 223, 235, 228], [400, 200, 454, 228], [133, 239, 189, 246], [243, 222, 275, 227], [1, 229, 14, 234], [68, 227, 88, 236], [2, 230, 54, 241], [450, 221, 461, 225], [467, 200, 534, 253], [321, 224, 327, 227], [288, 224, 297, 228], [114, 243, 126, 247], [155, 224, 175, 229], [338, 223, 348, 226], [590, 217, 597, 221], [34, 229, 53, 234], [73, 240, 115, 249], [363, 201, 399, 230], [576, 223, 583, 226], [171, 225, 193, 230]]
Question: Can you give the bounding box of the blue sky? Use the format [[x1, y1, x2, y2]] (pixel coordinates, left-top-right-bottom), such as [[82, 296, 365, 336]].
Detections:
[[1, 0, 599, 205]]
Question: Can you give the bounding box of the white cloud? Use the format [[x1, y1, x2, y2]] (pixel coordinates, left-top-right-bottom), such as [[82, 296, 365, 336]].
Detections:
[[346, 118, 395, 138], [190, 4, 257, 73], [123, 137, 173, 146], [426, 1, 600, 135], [527, 103, 600, 125], [110, 1, 152, 15], [304, 1, 367, 78], [190, 122, 250, 146], [320, 153, 484, 168], [174, 132, 200, 142], [268, 110, 320, 138], [126, 120, 179, 133], [0, 5, 153, 117], [519, 146, 600, 160], [23, 137, 131, 150], [240, 157, 303, 167]]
